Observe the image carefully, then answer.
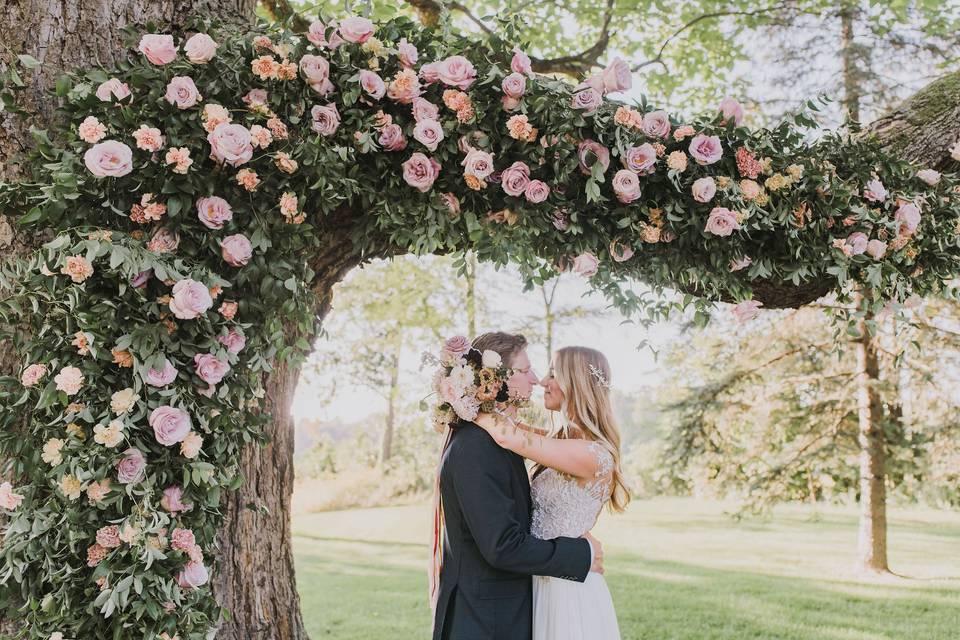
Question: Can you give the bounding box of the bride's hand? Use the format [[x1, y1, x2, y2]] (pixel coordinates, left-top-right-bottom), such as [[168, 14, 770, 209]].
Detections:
[[474, 412, 500, 431]]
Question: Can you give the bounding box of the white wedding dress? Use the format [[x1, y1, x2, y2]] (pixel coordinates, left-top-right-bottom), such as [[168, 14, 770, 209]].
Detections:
[[531, 441, 621, 640]]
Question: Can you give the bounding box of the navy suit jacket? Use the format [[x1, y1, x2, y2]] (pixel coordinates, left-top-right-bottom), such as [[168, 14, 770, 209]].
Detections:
[[432, 421, 591, 640]]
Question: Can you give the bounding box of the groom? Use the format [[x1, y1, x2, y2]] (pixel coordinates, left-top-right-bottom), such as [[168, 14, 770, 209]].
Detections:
[[433, 332, 602, 640]]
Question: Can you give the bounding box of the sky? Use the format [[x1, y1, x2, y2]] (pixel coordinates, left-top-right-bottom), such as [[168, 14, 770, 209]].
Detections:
[[292, 260, 683, 425]]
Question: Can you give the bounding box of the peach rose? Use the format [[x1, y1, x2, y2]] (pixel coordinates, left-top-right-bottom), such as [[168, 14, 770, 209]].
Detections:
[[21, 363, 47, 387], [572, 253, 600, 277], [78, 116, 107, 143], [133, 124, 164, 151], [692, 177, 716, 203], [60, 256, 94, 283]]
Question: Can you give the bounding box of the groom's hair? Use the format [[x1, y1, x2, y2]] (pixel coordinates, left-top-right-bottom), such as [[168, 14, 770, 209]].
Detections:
[[471, 332, 528, 367]]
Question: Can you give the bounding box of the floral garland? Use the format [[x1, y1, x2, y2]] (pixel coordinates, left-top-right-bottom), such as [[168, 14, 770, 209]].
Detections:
[[0, 10, 958, 639]]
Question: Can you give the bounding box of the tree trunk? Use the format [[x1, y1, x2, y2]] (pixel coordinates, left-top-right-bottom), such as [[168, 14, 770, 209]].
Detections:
[[838, 3, 863, 124], [465, 251, 478, 338], [380, 348, 400, 464], [854, 306, 889, 574]]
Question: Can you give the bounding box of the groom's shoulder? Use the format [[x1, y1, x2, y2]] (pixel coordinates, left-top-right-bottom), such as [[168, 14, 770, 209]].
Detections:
[[448, 421, 497, 456]]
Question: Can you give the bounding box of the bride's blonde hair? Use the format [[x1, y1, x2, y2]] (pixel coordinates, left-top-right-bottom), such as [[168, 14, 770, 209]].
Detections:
[[550, 346, 630, 513]]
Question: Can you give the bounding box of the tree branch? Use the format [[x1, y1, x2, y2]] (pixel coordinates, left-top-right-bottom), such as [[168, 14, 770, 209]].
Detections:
[[632, 3, 793, 73], [260, 0, 310, 32]]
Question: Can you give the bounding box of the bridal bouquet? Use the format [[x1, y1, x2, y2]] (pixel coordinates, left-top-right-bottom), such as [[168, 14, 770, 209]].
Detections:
[[425, 336, 533, 432]]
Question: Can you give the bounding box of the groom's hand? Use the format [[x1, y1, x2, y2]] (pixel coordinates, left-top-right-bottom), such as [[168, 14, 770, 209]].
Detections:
[[583, 531, 604, 574]]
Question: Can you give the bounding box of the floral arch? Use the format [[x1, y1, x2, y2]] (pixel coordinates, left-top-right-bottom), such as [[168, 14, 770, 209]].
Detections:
[[0, 12, 958, 639]]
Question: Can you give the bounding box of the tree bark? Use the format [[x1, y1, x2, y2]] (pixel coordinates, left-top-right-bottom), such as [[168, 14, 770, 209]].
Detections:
[[854, 305, 889, 574]]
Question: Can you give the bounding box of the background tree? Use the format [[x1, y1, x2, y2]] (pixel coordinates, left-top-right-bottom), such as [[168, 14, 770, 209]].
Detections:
[[305, 256, 461, 462]]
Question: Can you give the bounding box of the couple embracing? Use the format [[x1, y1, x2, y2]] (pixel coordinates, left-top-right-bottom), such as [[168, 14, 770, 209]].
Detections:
[[430, 332, 629, 640]]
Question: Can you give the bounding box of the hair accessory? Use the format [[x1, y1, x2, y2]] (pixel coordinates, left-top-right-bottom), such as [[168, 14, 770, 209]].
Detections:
[[588, 364, 611, 389]]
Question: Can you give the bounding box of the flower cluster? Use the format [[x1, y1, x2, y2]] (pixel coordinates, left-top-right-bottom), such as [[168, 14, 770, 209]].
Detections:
[[427, 336, 533, 432]]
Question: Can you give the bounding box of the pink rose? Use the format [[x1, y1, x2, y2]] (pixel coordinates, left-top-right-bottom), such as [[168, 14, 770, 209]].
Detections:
[[692, 177, 717, 203], [145, 358, 178, 387], [917, 169, 941, 186], [169, 279, 213, 320], [502, 96, 521, 112], [221, 234, 253, 267], [578, 140, 610, 176], [0, 482, 24, 511], [138, 34, 177, 65], [705, 207, 741, 236], [177, 561, 209, 589], [729, 256, 752, 272], [184, 33, 218, 64], [307, 21, 343, 49], [310, 104, 341, 137], [501, 161, 531, 197], [866, 239, 887, 259], [161, 485, 192, 514], [171, 527, 196, 552], [194, 353, 230, 386], [622, 144, 656, 175], [359, 70, 385, 100], [641, 110, 671, 139], [196, 196, 233, 230], [501, 73, 526, 99], [612, 169, 641, 204], [95, 78, 131, 102], [895, 202, 921, 236], [847, 232, 869, 255], [402, 152, 440, 192], [437, 55, 476, 90], [116, 448, 146, 484], [506, 371, 534, 401], [419, 62, 441, 85], [412, 98, 440, 122], [609, 238, 635, 262], [511, 48, 533, 76], [863, 179, 887, 203], [397, 38, 418, 68], [413, 119, 444, 151], [378, 124, 407, 152], [218, 328, 246, 354], [525, 180, 550, 203], [719, 96, 744, 125], [572, 88, 603, 114], [21, 363, 47, 387], [689, 134, 723, 165], [207, 123, 253, 167], [150, 406, 192, 446], [462, 148, 495, 179], [339, 16, 374, 43], [572, 253, 600, 277], [243, 88, 268, 106], [84, 140, 133, 178], [131, 269, 153, 288], [600, 57, 632, 94], [443, 335, 471, 357], [300, 55, 334, 96], [732, 300, 762, 323]]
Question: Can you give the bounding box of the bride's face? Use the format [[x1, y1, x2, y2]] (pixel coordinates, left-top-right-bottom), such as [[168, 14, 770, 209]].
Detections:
[[540, 365, 565, 412]]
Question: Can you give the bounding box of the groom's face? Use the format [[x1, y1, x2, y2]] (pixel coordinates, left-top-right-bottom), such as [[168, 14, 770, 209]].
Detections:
[[509, 349, 539, 388]]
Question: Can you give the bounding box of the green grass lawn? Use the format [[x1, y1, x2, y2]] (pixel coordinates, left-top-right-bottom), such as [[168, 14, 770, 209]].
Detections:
[[292, 497, 960, 639]]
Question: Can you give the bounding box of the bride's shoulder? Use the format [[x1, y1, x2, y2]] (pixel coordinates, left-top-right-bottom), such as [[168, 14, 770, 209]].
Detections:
[[585, 440, 614, 480]]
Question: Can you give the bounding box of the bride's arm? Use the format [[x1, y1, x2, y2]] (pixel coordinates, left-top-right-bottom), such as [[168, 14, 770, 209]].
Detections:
[[474, 413, 606, 481]]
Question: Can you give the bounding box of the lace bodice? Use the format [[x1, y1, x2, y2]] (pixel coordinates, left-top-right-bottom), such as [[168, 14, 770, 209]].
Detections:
[[530, 440, 613, 540]]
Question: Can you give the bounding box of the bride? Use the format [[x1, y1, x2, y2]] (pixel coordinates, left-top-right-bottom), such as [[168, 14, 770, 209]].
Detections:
[[474, 346, 628, 640]]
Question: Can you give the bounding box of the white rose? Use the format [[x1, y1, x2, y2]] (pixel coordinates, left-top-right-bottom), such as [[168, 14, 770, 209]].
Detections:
[[110, 388, 139, 414], [481, 350, 502, 368]]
